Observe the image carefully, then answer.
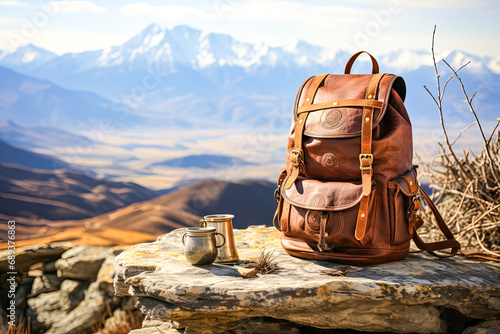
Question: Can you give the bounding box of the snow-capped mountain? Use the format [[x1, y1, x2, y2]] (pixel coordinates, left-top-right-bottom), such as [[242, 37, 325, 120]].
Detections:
[[0, 23, 498, 130], [0, 44, 57, 72], [2, 24, 498, 76]]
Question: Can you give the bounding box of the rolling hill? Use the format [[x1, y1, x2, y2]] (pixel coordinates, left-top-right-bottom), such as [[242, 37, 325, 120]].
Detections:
[[0, 119, 93, 150], [0, 161, 158, 224], [0, 138, 70, 170], [0, 178, 276, 246]]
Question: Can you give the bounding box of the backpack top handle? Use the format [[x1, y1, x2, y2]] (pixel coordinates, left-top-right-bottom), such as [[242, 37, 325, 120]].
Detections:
[[344, 51, 379, 74]]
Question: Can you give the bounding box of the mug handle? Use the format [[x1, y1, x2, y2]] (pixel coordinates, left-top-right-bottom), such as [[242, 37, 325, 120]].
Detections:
[[214, 233, 226, 248], [182, 233, 187, 245], [199, 219, 206, 227]]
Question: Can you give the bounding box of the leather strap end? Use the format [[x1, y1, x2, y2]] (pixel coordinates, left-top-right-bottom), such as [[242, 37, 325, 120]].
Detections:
[[284, 170, 298, 190], [318, 211, 328, 252], [361, 171, 372, 196], [355, 196, 369, 240], [280, 200, 291, 234]]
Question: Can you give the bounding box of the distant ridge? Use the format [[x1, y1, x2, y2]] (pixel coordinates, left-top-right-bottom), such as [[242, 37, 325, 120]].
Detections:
[[0, 119, 93, 150], [0, 65, 146, 129], [0, 162, 158, 223], [150, 154, 258, 169], [0, 138, 70, 170], [100, 178, 276, 233], [2, 178, 276, 244]]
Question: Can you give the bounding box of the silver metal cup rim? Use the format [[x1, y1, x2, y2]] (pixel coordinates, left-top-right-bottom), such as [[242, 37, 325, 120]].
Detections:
[[202, 214, 234, 221], [186, 227, 216, 235]]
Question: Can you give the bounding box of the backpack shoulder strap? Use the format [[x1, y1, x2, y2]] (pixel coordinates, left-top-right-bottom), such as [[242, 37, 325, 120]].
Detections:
[[412, 186, 461, 258], [284, 73, 328, 190]]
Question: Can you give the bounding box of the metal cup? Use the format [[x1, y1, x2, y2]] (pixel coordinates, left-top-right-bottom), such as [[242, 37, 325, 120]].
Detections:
[[182, 227, 225, 265], [199, 214, 239, 263]]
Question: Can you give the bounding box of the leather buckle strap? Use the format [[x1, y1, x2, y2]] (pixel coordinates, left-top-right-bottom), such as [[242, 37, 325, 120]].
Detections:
[[290, 149, 303, 167], [354, 73, 385, 241], [284, 74, 328, 190], [359, 154, 373, 170], [297, 99, 384, 114], [274, 168, 287, 202]]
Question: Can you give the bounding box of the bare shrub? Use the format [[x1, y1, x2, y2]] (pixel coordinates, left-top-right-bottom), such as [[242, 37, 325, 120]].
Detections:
[[418, 26, 500, 260]]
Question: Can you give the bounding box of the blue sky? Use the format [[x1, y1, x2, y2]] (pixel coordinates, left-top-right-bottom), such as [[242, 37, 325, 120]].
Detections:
[[0, 0, 499, 56]]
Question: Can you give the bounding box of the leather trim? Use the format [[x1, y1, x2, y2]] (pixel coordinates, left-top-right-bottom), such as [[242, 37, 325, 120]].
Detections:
[[297, 99, 384, 113], [280, 236, 409, 265], [344, 51, 379, 74]]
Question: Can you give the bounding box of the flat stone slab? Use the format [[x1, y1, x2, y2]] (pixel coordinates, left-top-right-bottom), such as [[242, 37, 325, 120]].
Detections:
[[114, 226, 500, 334]]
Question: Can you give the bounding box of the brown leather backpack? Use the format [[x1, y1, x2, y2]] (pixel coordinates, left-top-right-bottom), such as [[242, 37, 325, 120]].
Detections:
[[273, 51, 461, 265]]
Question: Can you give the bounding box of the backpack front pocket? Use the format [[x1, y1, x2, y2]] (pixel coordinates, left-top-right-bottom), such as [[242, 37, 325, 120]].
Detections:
[[388, 169, 418, 246], [280, 177, 377, 249]]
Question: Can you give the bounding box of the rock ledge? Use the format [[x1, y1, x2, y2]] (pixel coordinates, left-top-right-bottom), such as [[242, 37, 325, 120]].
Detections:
[[114, 226, 500, 334]]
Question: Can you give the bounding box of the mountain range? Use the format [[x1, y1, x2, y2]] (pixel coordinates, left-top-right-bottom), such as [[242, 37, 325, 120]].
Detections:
[[0, 65, 148, 129], [150, 154, 258, 169], [1, 24, 498, 131], [0, 138, 70, 171], [0, 23, 497, 246], [0, 120, 93, 150]]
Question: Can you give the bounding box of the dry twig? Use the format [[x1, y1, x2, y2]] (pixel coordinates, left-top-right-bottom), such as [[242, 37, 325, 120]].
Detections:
[[418, 26, 500, 258]]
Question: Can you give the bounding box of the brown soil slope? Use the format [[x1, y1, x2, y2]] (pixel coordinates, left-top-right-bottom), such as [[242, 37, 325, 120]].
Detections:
[[0, 162, 158, 222], [0, 179, 276, 248]]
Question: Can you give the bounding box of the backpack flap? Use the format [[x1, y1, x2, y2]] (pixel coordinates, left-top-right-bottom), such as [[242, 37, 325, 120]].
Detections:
[[295, 74, 405, 138], [388, 169, 418, 197], [283, 177, 364, 210]]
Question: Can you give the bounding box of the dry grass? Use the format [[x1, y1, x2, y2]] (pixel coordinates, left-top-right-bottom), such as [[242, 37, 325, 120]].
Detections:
[[92, 304, 144, 334], [418, 26, 500, 259], [241, 250, 278, 274], [0, 317, 30, 334]]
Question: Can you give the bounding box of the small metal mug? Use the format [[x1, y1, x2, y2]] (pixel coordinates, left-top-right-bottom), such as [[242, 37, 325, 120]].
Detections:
[[199, 214, 239, 263], [182, 227, 225, 265]]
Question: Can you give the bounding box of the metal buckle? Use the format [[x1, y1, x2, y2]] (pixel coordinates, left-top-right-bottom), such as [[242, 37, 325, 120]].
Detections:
[[274, 187, 281, 201], [408, 193, 421, 214], [359, 154, 373, 170], [291, 149, 303, 167]]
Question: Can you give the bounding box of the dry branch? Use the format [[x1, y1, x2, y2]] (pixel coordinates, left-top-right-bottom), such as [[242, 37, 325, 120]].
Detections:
[[418, 26, 500, 258]]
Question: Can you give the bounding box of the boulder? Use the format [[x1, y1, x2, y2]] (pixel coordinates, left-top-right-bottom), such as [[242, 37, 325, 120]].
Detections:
[[31, 274, 64, 297], [96, 247, 126, 295], [43, 260, 57, 273], [27, 279, 87, 333], [462, 321, 500, 334], [129, 320, 182, 334], [46, 249, 126, 334], [27, 262, 45, 277], [0, 243, 73, 273], [14, 279, 33, 317], [45, 280, 109, 334], [115, 226, 500, 334], [56, 245, 110, 280]]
